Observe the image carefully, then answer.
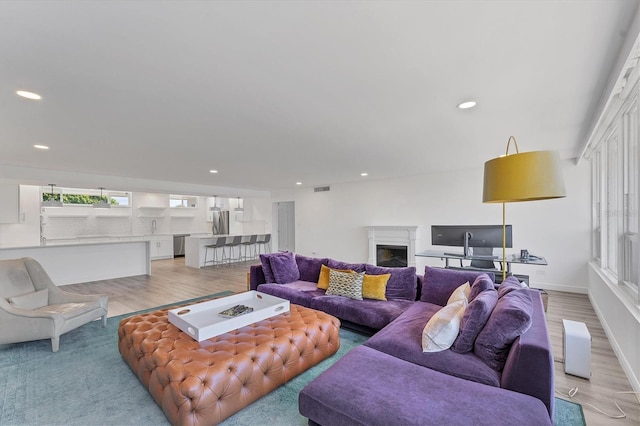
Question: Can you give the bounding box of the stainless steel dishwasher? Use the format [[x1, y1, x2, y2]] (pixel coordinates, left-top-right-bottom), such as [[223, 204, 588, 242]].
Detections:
[[173, 234, 190, 257]]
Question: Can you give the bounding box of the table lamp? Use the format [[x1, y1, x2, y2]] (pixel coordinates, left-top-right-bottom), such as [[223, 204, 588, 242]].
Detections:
[[482, 136, 566, 281]]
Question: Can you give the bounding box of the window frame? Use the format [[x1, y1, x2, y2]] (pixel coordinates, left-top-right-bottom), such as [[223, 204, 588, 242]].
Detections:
[[590, 86, 639, 304]]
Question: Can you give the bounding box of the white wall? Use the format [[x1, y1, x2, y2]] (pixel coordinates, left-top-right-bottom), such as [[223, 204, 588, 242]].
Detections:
[[0, 184, 41, 247], [272, 160, 590, 292], [589, 265, 640, 391]]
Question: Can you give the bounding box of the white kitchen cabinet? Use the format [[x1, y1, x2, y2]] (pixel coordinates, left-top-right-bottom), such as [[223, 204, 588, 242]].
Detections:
[[205, 197, 230, 221], [148, 235, 174, 260], [137, 207, 167, 218], [0, 183, 20, 223]]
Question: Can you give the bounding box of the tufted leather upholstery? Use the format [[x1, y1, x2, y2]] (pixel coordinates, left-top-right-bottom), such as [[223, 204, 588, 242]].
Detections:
[[118, 302, 340, 425]]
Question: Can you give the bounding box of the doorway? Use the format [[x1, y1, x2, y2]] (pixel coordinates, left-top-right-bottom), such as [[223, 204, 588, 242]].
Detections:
[[276, 201, 295, 252]]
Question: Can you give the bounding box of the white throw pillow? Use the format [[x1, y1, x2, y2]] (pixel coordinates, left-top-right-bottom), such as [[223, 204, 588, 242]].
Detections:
[[422, 299, 467, 352], [447, 282, 471, 305], [9, 288, 49, 310]]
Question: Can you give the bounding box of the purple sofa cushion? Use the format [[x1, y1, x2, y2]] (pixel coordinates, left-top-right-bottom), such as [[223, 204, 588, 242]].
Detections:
[[327, 259, 366, 273], [267, 251, 300, 284], [452, 289, 498, 353], [310, 296, 413, 330], [295, 254, 329, 282], [365, 301, 501, 387], [498, 275, 525, 298], [469, 273, 495, 301], [257, 281, 325, 308], [365, 264, 417, 301], [259, 254, 276, 283], [475, 288, 533, 371], [299, 346, 552, 426], [421, 267, 495, 306]]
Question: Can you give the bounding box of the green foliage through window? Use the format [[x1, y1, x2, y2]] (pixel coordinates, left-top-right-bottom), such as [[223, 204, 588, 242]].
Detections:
[[42, 193, 119, 205]]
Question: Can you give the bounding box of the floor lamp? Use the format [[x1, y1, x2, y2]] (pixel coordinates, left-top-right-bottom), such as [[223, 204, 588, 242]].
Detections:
[[482, 136, 566, 282]]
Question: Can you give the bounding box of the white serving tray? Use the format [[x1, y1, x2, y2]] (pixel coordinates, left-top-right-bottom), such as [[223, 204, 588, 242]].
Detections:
[[168, 291, 290, 342]]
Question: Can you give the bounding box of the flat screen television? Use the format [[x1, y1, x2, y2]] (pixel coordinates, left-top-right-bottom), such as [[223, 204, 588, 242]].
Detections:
[[431, 225, 512, 257]]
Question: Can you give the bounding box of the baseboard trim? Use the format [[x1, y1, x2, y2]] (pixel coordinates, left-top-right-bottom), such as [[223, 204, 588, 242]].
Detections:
[[588, 263, 640, 392], [531, 282, 588, 294], [589, 291, 640, 392]]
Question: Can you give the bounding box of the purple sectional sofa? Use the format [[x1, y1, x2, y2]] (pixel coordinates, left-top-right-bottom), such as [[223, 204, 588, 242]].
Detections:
[[249, 253, 554, 425], [250, 254, 421, 332]]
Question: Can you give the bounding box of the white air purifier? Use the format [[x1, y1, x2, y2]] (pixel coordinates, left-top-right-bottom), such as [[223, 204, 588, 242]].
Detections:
[[562, 319, 591, 379]]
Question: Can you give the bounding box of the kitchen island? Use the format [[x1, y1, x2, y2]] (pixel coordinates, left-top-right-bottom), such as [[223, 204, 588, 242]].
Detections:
[[0, 238, 152, 286], [185, 234, 258, 268]]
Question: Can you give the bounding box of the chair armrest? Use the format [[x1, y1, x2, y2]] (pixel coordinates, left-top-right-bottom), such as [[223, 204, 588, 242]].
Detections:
[[249, 265, 266, 291], [0, 298, 62, 322], [47, 286, 108, 309]]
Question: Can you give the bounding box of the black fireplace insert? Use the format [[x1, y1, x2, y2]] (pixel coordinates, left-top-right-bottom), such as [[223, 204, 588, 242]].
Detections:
[[376, 244, 408, 268]]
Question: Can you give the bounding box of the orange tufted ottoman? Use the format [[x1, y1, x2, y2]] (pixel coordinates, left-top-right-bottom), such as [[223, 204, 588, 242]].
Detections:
[[118, 302, 340, 425]]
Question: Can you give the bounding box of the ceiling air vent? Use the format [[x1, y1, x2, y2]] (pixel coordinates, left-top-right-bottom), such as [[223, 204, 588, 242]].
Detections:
[[314, 186, 330, 193]]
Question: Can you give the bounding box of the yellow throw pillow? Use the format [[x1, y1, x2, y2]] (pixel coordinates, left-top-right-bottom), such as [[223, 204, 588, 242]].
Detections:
[[317, 264, 353, 290], [362, 273, 391, 301]]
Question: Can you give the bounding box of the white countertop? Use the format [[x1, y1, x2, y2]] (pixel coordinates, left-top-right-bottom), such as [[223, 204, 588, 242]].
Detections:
[[0, 235, 169, 250], [186, 233, 248, 239]]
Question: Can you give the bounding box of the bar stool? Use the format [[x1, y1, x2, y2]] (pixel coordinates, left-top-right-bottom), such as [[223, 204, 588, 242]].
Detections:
[[204, 236, 227, 267], [240, 234, 258, 260], [222, 235, 242, 265], [256, 234, 272, 254]]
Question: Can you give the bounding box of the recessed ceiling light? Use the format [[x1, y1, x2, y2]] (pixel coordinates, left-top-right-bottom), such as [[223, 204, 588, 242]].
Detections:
[[209, 170, 218, 174], [457, 101, 477, 109], [296, 182, 302, 185], [361, 172, 368, 177], [16, 90, 42, 100], [33, 144, 49, 150]]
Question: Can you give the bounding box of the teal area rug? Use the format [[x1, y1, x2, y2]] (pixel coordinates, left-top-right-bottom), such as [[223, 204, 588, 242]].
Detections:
[[0, 292, 584, 425], [554, 397, 587, 426]]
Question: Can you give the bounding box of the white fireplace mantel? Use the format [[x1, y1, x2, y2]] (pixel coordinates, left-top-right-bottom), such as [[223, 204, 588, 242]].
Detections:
[[366, 226, 420, 267]]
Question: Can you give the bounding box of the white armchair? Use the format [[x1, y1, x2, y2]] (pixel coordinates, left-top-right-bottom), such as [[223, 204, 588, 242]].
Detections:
[[0, 257, 108, 352]]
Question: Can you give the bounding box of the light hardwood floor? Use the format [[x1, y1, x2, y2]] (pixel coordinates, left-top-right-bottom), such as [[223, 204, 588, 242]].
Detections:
[[64, 258, 640, 425]]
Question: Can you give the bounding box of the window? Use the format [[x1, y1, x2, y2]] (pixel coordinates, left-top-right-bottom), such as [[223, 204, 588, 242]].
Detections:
[[590, 89, 639, 302], [108, 191, 131, 207], [170, 195, 198, 208], [41, 187, 130, 206], [622, 98, 638, 290]]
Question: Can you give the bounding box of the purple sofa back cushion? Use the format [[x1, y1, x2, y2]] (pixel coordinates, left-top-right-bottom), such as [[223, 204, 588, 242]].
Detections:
[[327, 259, 366, 273], [474, 288, 533, 371], [364, 264, 417, 301], [259, 254, 276, 283], [451, 289, 498, 353], [295, 254, 329, 282], [469, 274, 495, 302], [498, 275, 524, 298], [260, 251, 300, 284], [421, 267, 495, 306]]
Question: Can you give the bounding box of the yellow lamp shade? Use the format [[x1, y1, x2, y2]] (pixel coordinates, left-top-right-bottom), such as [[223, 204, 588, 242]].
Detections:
[[483, 150, 566, 203]]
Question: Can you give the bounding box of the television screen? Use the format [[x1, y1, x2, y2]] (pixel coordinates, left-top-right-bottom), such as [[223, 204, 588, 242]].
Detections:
[[431, 225, 512, 249]]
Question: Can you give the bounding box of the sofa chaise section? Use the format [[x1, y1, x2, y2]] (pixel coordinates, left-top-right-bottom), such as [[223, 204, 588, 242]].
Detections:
[[299, 345, 552, 426]]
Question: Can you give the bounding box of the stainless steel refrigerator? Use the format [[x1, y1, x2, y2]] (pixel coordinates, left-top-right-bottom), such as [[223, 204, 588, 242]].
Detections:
[[212, 210, 229, 235]]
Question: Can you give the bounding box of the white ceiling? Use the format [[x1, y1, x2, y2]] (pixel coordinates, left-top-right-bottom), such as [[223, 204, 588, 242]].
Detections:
[[1, 0, 638, 192]]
